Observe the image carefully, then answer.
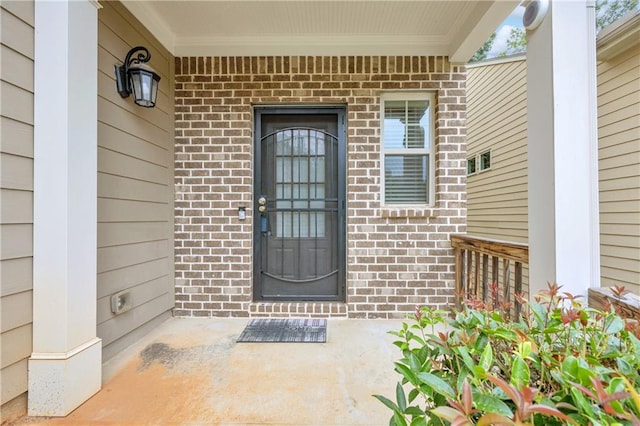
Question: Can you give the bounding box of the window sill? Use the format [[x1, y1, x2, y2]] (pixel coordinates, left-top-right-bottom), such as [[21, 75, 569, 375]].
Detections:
[[380, 206, 435, 219]]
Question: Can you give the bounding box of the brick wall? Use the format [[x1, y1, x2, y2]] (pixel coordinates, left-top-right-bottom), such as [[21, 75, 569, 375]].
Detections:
[[174, 56, 467, 318]]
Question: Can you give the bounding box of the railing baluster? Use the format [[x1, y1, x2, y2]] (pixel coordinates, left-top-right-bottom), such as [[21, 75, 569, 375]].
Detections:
[[450, 235, 529, 315], [455, 246, 463, 311], [515, 261, 523, 318], [466, 250, 473, 299], [503, 258, 511, 318], [492, 256, 499, 309], [474, 251, 480, 297], [482, 254, 489, 302]]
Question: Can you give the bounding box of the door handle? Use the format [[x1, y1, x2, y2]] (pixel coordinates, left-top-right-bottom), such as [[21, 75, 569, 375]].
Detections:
[[258, 195, 268, 234], [258, 196, 267, 213]]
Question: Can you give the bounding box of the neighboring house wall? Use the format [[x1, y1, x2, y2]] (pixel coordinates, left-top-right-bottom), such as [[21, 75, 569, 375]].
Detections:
[[466, 15, 640, 295], [466, 56, 528, 244], [0, 0, 34, 420], [175, 56, 467, 318], [97, 1, 176, 361], [597, 25, 640, 293]]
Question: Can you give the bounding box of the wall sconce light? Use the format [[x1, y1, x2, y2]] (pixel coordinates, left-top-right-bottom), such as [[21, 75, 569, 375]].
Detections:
[[114, 46, 161, 108]]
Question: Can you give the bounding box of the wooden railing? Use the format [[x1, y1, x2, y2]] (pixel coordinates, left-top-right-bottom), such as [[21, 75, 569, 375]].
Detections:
[[451, 235, 529, 319], [589, 287, 640, 321]]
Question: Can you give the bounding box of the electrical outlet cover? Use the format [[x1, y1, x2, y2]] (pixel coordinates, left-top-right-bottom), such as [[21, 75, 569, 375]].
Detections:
[[110, 291, 133, 315]]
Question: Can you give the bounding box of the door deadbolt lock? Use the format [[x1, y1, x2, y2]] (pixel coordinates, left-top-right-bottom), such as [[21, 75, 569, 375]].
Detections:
[[258, 196, 267, 206]]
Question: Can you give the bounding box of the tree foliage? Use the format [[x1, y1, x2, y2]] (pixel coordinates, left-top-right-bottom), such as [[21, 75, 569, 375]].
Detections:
[[470, 0, 639, 62], [501, 27, 526, 57], [469, 32, 496, 63], [596, 0, 639, 31]]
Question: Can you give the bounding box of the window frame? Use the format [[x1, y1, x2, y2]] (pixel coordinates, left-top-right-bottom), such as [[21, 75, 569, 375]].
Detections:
[[467, 149, 492, 176], [479, 149, 492, 171], [467, 156, 477, 176], [380, 92, 436, 207]]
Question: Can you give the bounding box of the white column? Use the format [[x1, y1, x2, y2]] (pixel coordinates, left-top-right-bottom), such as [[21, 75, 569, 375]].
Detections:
[[526, 0, 600, 298], [585, 1, 601, 289], [30, 0, 102, 416]]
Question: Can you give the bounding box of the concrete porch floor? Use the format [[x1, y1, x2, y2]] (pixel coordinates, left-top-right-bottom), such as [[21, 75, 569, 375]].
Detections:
[[16, 318, 407, 425]]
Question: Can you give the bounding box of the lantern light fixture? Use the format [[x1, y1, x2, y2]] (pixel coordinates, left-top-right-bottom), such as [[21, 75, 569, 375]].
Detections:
[[114, 46, 161, 108]]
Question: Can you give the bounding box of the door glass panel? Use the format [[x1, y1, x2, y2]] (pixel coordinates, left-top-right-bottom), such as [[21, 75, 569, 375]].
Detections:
[[276, 132, 292, 155], [274, 129, 326, 238]]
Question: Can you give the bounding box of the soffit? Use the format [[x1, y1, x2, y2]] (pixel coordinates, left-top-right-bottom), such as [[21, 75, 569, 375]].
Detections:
[[121, 0, 518, 64]]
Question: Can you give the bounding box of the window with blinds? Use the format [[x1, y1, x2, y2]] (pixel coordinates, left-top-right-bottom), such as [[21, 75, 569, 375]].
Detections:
[[381, 93, 435, 205]]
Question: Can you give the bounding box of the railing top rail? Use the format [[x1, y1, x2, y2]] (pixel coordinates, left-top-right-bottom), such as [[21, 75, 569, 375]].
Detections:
[[451, 234, 529, 264], [589, 288, 640, 321]]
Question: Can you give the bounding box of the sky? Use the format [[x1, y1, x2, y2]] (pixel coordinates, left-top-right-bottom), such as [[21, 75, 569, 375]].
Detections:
[[485, 1, 640, 58], [486, 5, 526, 58]]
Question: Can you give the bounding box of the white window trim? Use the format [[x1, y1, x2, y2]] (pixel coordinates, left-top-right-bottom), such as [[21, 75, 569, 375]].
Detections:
[[467, 149, 492, 176], [467, 156, 477, 176], [380, 92, 436, 207], [479, 149, 492, 171]]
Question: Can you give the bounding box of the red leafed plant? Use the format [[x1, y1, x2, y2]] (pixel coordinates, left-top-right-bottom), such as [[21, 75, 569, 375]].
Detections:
[[374, 282, 640, 426]]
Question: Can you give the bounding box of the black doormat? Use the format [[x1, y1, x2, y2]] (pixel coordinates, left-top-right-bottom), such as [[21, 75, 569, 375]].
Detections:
[[237, 318, 327, 343]]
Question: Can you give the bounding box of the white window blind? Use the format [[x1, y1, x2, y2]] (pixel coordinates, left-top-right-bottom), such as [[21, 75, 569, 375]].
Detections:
[[382, 94, 434, 205]]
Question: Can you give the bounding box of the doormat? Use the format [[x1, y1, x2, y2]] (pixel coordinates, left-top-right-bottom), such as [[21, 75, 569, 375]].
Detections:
[[236, 319, 327, 343]]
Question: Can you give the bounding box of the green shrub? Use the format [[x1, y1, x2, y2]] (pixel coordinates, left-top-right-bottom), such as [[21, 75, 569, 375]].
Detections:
[[374, 283, 640, 426]]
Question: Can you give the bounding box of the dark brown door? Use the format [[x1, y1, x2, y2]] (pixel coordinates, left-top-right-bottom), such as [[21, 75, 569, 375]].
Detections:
[[254, 108, 346, 301]]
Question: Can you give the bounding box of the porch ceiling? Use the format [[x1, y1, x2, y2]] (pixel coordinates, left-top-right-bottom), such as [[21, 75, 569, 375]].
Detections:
[[120, 0, 519, 64]]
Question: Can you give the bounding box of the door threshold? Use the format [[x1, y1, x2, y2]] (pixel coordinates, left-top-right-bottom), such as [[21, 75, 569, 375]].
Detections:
[[249, 301, 348, 318]]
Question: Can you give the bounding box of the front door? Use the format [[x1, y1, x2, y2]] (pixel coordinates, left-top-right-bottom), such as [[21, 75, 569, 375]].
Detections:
[[254, 108, 346, 301]]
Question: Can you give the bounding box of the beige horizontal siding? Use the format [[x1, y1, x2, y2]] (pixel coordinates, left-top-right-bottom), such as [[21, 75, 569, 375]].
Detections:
[[97, 258, 170, 299], [1, 45, 33, 91], [99, 174, 169, 203], [0, 6, 33, 58], [0, 83, 33, 128], [0, 324, 31, 369], [598, 43, 639, 294], [98, 122, 169, 164], [98, 147, 169, 185], [0, 1, 34, 413], [0, 359, 27, 408], [97, 240, 170, 274], [0, 152, 33, 190], [0, 189, 32, 223], [0, 224, 32, 260], [0, 117, 33, 157], [97, 277, 171, 327], [0, 258, 32, 298], [0, 290, 32, 333], [98, 293, 173, 358], [97, 1, 175, 360], [466, 58, 528, 244], [468, 41, 639, 296]]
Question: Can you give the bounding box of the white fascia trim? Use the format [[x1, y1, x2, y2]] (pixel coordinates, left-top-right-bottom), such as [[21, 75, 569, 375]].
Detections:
[[465, 53, 526, 69], [596, 10, 640, 61], [448, 0, 521, 64], [120, 0, 175, 54], [175, 35, 448, 57]]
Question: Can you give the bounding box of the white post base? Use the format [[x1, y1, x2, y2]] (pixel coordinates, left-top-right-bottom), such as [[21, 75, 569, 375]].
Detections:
[[28, 338, 102, 417]]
